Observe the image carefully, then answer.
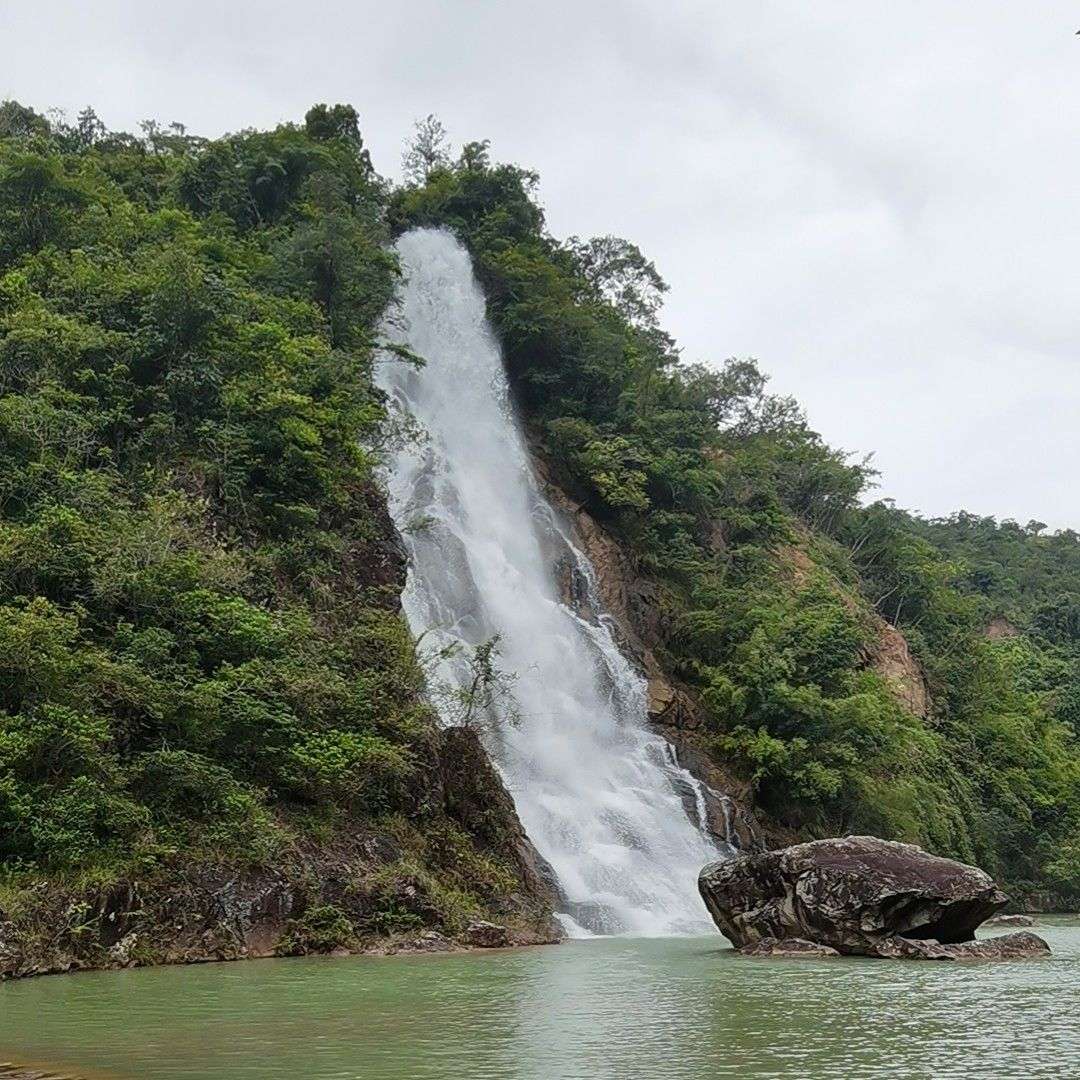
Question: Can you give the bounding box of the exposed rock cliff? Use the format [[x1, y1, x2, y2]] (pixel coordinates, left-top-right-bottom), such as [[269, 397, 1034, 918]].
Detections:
[[531, 452, 763, 853], [864, 620, 931, 718], [778, 543, 932, 719], [986, 615, 1021, 640]]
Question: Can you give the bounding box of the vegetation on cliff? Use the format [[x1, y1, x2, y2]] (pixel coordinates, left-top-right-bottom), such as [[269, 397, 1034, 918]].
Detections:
[[391, 128, 1080, 902], [0, 101, 551, 972]]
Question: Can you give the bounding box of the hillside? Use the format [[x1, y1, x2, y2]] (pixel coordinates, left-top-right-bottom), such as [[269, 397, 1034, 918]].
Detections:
[[0, 96, 1076, 980], [391, 132, 1080, 905], [0, 102, 555, 976]]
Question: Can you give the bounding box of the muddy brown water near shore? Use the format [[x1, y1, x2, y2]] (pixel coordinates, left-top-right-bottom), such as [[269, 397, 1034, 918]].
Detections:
[[2, 918, 1078, 1079]]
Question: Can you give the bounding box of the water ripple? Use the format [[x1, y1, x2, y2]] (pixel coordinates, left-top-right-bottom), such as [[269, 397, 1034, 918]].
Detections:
[[1, 924, 1077, 1079]]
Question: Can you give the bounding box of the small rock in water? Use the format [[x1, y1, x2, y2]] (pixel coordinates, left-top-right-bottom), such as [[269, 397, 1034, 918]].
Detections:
[[738, 937, 840, 958], [984, 913, 1035, 927], [0, 1065, 82, 1078], [875, 931, 1050, 961], [464, 920, 511, 948]]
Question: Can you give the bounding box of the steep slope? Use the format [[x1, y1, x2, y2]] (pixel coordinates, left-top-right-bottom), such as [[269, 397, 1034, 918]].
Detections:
[[533, 450, 763, 853], [1, 96, 1077, 979], [0, 103, 555, 977]]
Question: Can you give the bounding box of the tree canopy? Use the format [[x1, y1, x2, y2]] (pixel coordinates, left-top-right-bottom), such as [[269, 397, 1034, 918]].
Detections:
[[1, 99, 1077, 915]]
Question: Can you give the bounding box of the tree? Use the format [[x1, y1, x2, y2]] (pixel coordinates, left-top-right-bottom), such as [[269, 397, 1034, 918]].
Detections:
[[139, 119, 202, 157], [304, 103, 362, 148], [1032, 593, 1080, 645], [564, 234, 668, 328], [0, 100, 49, 140], [420, 635, 519, 734], [0, 153, 88, 259], [458, 139, 491, 172], [401, 114, 449, 184], [75, 107, 106, 149]]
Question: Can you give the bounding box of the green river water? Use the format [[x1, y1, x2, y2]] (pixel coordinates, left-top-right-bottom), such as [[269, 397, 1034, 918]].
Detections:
[[1, 919, 1077, 1079]]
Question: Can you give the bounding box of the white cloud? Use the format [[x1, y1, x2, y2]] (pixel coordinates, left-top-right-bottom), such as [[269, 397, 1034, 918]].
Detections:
[[3, 0, 1077, 526]]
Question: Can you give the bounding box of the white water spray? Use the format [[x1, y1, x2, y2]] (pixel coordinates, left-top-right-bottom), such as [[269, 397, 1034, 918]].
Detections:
[[379, 228, 718, 935]]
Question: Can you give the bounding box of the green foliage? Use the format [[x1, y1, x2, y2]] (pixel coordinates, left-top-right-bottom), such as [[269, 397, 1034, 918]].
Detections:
[[0, 100, 50, 140], [400, 114, 451, 185], [421, 635, 520, 734], [2, 99, 1077, 914], [0, 103, 437, 881], [394, 139, 1080, 900], [358, 849, 485, 936], [304, 104, 363, 150], [277, 903, 356, 955]]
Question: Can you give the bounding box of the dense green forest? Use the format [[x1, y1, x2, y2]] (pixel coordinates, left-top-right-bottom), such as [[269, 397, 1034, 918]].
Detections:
[[1, 96, 1078, 939], [0, 101, 551, 968]]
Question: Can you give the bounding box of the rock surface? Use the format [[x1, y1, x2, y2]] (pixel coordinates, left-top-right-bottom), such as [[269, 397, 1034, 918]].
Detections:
[[0, 1067, 81, 1079], [464, 920, 511, 948], [699, 836, 1048, 960], [388, 930, 456, 955], [531, 449, 764, 853], [984, 913, 1035, 927], [985, 616, 1020, 640], [738, 937, 840, 958], [778, 544, 932, 719], [874, 931, 1050, 961], [0, 727, 560, 982], [439, 726, 562, 914], [866, 621, 931, 718]]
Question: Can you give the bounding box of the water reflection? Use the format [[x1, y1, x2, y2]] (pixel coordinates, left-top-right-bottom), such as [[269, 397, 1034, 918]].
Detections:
[[0, 924, 1077, 1080]]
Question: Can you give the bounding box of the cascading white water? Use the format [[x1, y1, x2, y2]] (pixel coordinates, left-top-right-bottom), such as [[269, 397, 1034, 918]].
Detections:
[[378, 228, 718, 936]]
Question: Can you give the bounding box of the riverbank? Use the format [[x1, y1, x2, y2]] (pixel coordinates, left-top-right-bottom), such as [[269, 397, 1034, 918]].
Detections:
[[0, 858, 559, 982], [0, 919, 560, 983], [0, 747, 560, 985]]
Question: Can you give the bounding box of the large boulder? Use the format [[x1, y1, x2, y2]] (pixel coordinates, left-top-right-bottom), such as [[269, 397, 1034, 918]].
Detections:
[[699, 835, 1050, 960]]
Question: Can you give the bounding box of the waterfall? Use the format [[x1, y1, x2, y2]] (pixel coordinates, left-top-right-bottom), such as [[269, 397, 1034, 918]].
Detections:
[[378, 228, 718, 936]]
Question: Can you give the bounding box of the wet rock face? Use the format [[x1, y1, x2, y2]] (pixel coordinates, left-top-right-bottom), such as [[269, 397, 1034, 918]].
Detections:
[[464, 920, 511, 948], [874, 931, 1050, 961], [699, 836, 1050, 960], [530, 450, 765, 855], [439, 726, 562, 916], [738, 937, 840, 958], [0, 1066, 84, 1079]]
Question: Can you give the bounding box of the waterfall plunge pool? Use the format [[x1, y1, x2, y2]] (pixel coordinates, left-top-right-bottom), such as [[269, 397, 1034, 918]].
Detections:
[[2, 920, 1078, 1079]]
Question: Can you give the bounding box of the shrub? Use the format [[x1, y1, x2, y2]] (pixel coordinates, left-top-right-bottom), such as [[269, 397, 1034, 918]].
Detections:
[[277, 904, 355, 955]]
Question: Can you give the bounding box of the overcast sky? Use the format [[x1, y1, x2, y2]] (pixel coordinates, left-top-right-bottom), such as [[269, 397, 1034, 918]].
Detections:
[[3, 1, 1078, 528]]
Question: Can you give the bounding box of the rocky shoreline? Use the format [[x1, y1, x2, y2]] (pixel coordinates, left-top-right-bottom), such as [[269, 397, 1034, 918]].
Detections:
[[1, 914, 559, 982], [0, 720, 561, 984]]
